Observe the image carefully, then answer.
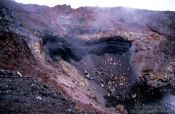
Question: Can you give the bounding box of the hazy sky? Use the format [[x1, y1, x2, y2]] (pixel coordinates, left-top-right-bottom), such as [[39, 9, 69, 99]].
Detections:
[[15, 0, 175, 11]]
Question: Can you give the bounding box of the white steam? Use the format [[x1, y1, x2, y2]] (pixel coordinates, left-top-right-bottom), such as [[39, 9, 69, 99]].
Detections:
[[15, 0, 175, 11]]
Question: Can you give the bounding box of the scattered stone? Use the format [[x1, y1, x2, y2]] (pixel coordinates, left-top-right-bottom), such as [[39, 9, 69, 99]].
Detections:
[[101, 83, 104, 87], [119, 82, 124, 86], [36, 96, 42, 100], [16, 71, 22, 77], [84, 70, 90, 77], [132, 93, 137, 98]]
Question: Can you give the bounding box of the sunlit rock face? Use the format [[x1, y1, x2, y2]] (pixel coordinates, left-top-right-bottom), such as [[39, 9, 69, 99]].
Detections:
[[1, 0, 175, 113]]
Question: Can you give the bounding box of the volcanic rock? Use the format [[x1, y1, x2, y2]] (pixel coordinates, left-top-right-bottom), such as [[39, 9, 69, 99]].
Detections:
[[0, 0, 175, 113]]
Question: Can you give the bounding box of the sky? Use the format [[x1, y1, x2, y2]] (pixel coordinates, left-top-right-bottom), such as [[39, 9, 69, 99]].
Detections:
[[15, 0, 175, 11]]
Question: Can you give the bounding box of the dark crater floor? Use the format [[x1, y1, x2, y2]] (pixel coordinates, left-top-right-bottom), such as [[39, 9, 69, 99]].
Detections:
[[43, 34, 150, 107], [0, 69, 92, 114]]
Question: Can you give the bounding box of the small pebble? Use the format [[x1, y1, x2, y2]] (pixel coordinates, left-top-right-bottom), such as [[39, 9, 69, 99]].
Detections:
[[17, 71, 22, 77], [36, 96, 42, 100]]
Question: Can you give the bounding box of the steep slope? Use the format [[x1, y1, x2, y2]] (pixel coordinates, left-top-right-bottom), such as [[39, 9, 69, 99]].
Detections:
[[0, 69, 93, 114]]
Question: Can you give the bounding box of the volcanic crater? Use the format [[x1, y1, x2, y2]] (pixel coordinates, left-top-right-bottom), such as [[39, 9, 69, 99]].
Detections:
[[1, 0, 175, 114]]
